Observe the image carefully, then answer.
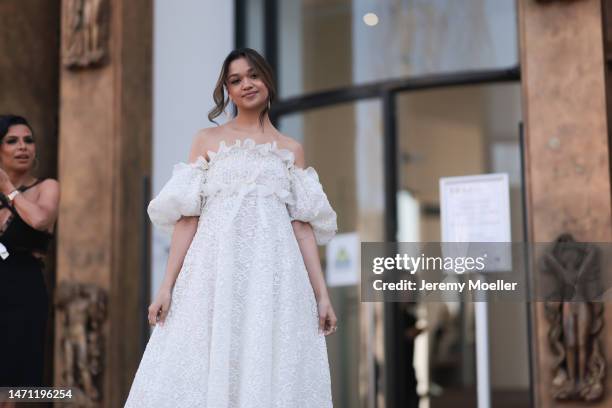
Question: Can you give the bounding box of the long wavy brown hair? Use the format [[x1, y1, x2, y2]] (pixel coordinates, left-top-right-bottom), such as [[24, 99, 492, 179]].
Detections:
[[208, 48, 277, 128]]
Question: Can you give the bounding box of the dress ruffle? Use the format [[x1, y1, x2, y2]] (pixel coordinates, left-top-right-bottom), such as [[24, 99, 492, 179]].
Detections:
[[206, 137, 295, 169], [148, 138, 337, 245], [286, 166, 338, 245], [147, 156, 208, 235]]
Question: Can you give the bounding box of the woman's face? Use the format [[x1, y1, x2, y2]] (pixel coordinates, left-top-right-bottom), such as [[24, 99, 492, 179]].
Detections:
[[0, 124, 36, 172], [226, 57, 269, 112]]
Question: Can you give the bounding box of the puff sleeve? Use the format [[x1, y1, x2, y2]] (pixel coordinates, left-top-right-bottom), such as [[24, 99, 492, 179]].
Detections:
[[147, 157, 208, 234], [287, 166, 338, 245]]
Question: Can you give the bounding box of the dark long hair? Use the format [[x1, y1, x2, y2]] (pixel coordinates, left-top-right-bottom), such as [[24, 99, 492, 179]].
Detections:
[[208, 48, 276, 128], [0, 114, 33, 142]]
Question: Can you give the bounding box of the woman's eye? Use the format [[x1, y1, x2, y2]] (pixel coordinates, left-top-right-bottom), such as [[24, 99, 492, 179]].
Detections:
[[25, 137, 34, 144], [4, 139, 17, 144], [231, 80, 240, 85]]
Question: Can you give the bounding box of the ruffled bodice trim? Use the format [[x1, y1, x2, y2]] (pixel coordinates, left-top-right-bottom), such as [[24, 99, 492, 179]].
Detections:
[[204, 137, 296, 170]]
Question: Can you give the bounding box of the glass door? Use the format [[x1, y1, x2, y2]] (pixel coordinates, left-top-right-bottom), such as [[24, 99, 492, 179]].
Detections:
[[394, 83, 530, 408]]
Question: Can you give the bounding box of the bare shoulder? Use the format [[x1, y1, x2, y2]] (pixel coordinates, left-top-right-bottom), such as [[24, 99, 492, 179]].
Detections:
[[277, 134, 305, 168], [189, 127, 222, 161], [38, 178, 60, 194], [192, 127, 217, 149], [35, 178, 60, 205]]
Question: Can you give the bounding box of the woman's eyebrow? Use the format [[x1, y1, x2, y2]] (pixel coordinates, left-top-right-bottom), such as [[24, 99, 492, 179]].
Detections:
[[229, 67, 255, 77]]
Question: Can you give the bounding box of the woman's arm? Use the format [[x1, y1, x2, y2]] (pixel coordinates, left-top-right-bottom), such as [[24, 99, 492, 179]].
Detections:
[[292, 220, 337, 336], [291, 143, 338, 336], [148, 215, 199, 326], [148, 131, 208, 326], [157, 216, 199, 292], [2, 179, 59, 231]]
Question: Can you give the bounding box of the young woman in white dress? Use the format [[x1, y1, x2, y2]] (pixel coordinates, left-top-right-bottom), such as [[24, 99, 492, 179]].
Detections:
[[124, 48, 338, 407]]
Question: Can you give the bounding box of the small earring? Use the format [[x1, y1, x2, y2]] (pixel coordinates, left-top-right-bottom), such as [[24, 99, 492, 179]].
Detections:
[[268, 99, 271, 109]]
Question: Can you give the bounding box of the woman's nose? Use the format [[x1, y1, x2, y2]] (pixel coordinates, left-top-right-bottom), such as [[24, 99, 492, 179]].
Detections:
[[242, 78, 253, 88]]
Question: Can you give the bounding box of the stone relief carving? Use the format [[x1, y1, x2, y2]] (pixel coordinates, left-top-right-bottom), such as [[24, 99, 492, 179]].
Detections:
[[63, 0, 108, 69], [543, 234, 605, 402], [55, 282, 107, 407]]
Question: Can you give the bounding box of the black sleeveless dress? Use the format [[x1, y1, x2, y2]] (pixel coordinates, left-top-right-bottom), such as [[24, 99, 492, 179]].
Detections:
[[0, 179, 53, 387]]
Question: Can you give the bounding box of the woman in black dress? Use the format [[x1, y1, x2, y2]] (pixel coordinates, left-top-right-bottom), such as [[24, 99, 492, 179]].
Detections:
[[0, 115, 59, 407]]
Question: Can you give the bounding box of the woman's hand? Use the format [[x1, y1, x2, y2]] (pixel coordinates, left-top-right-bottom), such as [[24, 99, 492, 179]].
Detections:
[[148, 287, 172, 326], [317, 297, 338, 336]]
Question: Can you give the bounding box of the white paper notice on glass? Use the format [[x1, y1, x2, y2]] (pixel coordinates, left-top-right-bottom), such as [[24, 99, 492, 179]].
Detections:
[[325, 232, 360, 287], [439, 173, 511, 272]]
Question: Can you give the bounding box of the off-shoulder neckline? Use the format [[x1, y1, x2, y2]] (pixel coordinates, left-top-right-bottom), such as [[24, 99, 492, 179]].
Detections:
[[190, 137, 297, 169]]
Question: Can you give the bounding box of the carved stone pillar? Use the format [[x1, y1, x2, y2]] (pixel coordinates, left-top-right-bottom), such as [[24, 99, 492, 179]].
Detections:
[[518, 0, 612, 406], [55, 0, 152, 406]]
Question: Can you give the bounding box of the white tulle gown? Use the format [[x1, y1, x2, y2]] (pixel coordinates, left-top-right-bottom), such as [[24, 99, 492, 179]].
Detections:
[[124, 138, 337, 408]]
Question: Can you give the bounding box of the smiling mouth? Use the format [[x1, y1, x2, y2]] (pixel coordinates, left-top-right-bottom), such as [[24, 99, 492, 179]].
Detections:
[[243, 92, 258, 98], [15, 156, 29, 160]]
